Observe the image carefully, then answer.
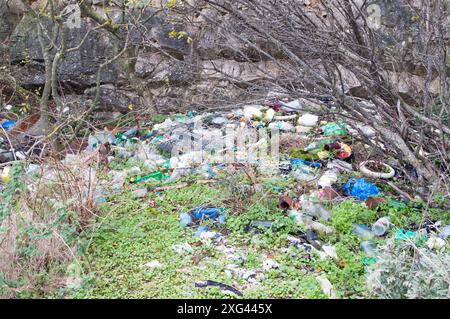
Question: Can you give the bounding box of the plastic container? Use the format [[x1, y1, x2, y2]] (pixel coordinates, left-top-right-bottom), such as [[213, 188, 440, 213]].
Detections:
[[360, 240, 376, 257], [268, 121, 295, 132], [301, 196, 330, 220], [439, 224, 450, 239], [372, 217, 390, 236], [190, 207, 224, 220], [317, 169, 339, 188], [353, 224, 374, 240], [343, 178, 380, 201], [297, 114, 319, 127], [180, 212, 193, 227], [359, 160, 395, 179]]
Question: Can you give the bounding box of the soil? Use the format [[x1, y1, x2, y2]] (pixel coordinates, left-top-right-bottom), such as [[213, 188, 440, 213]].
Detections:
[[366, 161, 391, 173]]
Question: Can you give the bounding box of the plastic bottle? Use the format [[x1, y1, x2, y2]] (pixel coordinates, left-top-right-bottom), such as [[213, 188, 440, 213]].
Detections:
[[353, 224, 374, 240], [372, 217, 390, 236], [293, 165, 316, 182], [1, 166, 11, 184], [179, 212, 193, 227], [126, 166, 141, 175], [360, 240, 376, 257], [439, 224, 450, 239], [268, 121, 295, 132], [300, 195, 330, 220], [304, 138, 334, 152], [288, 210, 335, 235]]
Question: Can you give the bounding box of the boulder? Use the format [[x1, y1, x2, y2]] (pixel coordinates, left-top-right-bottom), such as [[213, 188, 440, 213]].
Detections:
[[128, 8, 191, 56], [84, 84, 142, 112], [135, 51, 193, 87], [9, 16, 121, 88]]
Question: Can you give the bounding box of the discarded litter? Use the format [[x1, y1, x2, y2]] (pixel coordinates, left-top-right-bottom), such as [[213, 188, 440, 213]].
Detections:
[[439, 224, 450, 239], [426, 237, 446, 251], [359, 161, 395, 179], [268, 121, 295, 132], [0, 120, 16, 131], [289, 210, 335, 235], [320, 121, 347, 136], [317, 169, 339, 188], [133, 171, 166, 183], [263, 258, 280, 270], [319, 186, 341, 201], [251, 220, 274, 229], [300, 195, 330, 220], [293, 165, 317, 182], [1, 166, 11, 183], [372, 217, 390, 236], [195, 280, 243, 296], [297, 114, 318, 127], [343, 178, 380, 201], [143, 260, 163, 268], [279, 196, 295, 210], [304, 138, 334, 152], [322, 245, 338, 260], [326, 159, 352, 172], [132, 188, 148, 198], [190, 207, 225, 220], [360, 240, 376, 257], [316, 275, 337, 299], [195, 226, 219, 239], [395, 229, 417, 242], [353, 224, 375, 240], [291, 158, 321, 169], [179, 212, 193, 227]]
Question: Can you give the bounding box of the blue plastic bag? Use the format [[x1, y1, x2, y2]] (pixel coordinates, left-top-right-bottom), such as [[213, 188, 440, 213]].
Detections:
[[1, 120, 16, 131], [290, 158, 322, 168], [343, 178, 380, 201], [190, 207, 224, 220]]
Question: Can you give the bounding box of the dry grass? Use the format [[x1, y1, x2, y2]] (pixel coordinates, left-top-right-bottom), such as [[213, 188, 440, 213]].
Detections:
[[0, 151, 100, 297]]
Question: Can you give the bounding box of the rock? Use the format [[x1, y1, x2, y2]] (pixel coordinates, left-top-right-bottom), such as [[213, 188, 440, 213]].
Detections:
[[129, 7, 191, 56], [359, 125, 376, 137], [202, 59, 281, 82], [336, 64, 363, 95], [10, 16, 121, 88], [84, 84, 142, 112], [0, 2, 22, 42], [135, 52, 192, 86], [388, 71, 441, 102]]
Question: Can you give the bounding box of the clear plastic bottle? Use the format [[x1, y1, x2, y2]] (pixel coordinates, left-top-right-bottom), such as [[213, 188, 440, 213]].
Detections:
[[439, 224, 450, 239], [372, 217, 390, 236], [353, 224, 374, 240], [360, 240, 376, 257]]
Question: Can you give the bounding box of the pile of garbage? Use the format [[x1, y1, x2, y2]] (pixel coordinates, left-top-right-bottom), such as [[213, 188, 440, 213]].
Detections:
[[1, 98, 448, 298]]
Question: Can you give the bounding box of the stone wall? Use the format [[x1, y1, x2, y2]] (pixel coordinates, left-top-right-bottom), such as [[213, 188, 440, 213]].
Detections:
[[1, 0, 447, 115]]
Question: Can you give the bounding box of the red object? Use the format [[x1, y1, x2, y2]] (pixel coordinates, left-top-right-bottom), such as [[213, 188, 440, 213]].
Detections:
[[365, 197, 386, 209], [272, 102, 282, 112], [319, 186, 341, 200], [279, 196, 294, 210]]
